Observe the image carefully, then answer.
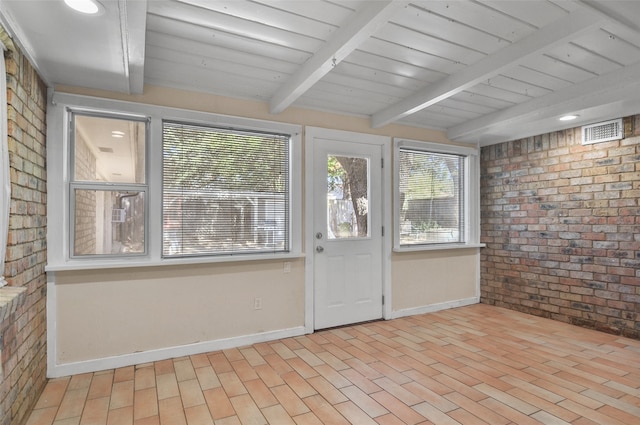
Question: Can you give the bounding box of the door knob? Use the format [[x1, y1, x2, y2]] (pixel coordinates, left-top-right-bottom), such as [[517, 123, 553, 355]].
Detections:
[[316, 246, 324, 253]]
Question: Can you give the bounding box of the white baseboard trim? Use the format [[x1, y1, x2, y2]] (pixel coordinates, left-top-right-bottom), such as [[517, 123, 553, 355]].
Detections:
[[48, 298, 480, 377], [389, 296, 479, 320], [48, 326, 306, 378]]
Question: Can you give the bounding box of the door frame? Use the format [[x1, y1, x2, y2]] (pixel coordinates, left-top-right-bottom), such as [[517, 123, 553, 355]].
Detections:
[[304, 127, 392, 333]]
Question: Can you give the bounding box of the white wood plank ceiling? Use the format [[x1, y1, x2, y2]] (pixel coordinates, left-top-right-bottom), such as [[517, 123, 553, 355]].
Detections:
[[1, 0, 640, 145]]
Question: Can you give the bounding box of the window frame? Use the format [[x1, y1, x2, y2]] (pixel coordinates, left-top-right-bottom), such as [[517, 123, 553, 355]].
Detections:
[[393, 139, 482, 252], [68, 109, 150, 259], [46, 93, 302, 271]]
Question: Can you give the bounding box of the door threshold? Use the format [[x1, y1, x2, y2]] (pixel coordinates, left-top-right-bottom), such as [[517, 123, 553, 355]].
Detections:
[[315, 317, 385, 332]]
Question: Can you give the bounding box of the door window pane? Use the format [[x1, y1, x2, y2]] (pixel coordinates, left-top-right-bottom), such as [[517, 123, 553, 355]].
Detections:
[[73, 189, 145, 255], [327, 155, 370, 239]]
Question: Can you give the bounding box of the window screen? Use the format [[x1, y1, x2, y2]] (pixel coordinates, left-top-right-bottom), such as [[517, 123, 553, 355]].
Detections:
[[398, 149, 465, 245], [70, 111, 148, 257], [162, 121, 290, 257]]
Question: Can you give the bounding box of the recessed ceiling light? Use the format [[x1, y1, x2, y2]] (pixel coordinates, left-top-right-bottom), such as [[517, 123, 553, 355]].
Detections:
[[64, 0, 104, 15], [111, 130, 125, 138], [559, 114, 579, 121]]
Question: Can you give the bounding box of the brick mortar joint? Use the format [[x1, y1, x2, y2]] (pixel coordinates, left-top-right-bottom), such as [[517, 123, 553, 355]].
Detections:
[[480, 114, 640, 340]]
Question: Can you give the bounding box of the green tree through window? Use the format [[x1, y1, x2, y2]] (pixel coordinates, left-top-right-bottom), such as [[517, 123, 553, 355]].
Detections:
[[162, 122, 290, 257]]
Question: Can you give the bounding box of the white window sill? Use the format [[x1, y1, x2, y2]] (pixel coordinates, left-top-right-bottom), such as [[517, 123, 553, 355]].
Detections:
[[393, 243, 486, 253], [45, 252, 305, 272]]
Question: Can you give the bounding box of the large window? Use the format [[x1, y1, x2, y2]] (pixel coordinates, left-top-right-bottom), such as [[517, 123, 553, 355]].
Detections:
[[69, 111, 148, 257], [395, 140, 479, 250], [47, 93, 306, 268], [162, 122, 291, 258]]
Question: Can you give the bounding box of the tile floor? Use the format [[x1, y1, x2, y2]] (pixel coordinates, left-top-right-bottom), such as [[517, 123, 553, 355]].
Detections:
[[26, 304, 640, 424]]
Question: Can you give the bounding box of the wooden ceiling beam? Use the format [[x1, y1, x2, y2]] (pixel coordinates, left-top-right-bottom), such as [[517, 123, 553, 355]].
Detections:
[[269, 0, 408, 114], [370, 8, 605, 128], [447, 60, 640, 144], [121, 0, 147, 95]]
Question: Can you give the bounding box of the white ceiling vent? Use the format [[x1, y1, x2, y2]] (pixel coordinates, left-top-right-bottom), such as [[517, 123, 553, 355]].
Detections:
[[582, 119, 623, 145]]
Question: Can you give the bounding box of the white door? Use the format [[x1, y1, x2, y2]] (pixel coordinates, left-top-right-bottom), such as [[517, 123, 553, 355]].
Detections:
[[312, 134, 383, 330]]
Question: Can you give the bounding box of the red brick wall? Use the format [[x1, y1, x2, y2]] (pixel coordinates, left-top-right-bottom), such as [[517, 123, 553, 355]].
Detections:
[[0, 44, 48, 425], [480, 116, 640, 338]]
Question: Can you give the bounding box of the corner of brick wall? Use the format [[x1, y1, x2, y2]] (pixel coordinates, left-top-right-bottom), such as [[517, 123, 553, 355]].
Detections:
[[480, 119, 640, 339], [0, 43, 48, 425]]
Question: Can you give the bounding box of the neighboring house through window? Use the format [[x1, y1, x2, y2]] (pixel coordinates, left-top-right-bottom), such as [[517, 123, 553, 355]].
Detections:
[[162, 121, 290, 258]]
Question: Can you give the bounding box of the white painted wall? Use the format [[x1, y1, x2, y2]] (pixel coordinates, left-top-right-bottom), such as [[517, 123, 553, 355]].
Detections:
[[47, 85, 481, 377]]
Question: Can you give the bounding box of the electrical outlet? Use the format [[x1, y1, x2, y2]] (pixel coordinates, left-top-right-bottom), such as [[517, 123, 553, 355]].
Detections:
[[254, 297, 262, 310], [283, 261, 291, 273]]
